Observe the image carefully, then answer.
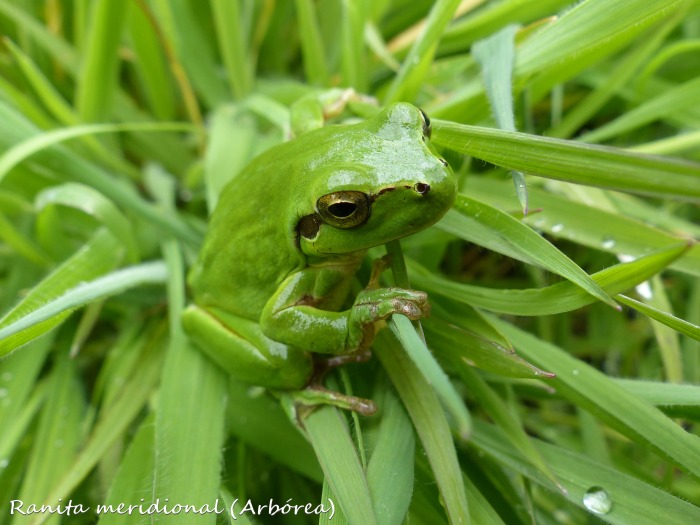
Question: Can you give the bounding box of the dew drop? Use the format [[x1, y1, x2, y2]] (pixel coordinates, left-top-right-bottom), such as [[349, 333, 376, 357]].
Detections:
[[0, 458, 8, 469], [0, 388, 7, 398], [54, 439, 64, 448], [572, 369, 580, 376], [601, 236, 616, 249], [583, 486, 612, 515], [1, 372, 12, 382], [551, 223, 564, 233], [636, 282, 653, 300]]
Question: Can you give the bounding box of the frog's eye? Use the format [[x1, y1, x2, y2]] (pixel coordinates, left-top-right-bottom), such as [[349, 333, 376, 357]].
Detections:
[[419, 109, 431, 139], [316, 191, 370, 229]]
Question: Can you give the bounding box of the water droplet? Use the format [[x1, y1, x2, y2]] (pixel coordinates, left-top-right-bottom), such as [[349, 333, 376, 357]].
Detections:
[[601, 236, 616, 249], [583, 486, 612, 515], [572, 369, 580, 376], [551, 223, 564, 233], [54, 439, 64, 448], [0, 459, 8, 469], [636, 282, 653, 300], [1, 372, 12, 382], [0, 388, 7, 398]]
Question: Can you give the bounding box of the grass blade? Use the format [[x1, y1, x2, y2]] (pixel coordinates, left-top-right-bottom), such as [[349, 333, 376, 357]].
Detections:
[[432, 120, 700, 202], [304, 406, 378, 525]]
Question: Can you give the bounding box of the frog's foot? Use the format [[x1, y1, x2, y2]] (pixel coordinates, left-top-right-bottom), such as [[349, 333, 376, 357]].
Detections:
[[292, 385, 377, 417]]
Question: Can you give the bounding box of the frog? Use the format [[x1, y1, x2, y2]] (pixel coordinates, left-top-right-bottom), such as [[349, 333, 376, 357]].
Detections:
[[182, 99, 456, 416]]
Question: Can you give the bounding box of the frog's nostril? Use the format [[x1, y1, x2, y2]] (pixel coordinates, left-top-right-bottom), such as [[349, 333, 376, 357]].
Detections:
[[414, 182, 430, 195]]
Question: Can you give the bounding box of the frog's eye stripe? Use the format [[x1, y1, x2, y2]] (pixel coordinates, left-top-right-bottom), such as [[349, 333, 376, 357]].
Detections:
[[418, 108, 431, 139], [316, 191, 371, 229]]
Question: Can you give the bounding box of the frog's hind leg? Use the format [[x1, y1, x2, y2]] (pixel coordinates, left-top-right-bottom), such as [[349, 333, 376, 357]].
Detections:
[[183, 305, 377, 416], [182, 304, 313, 390], [292, 349, 377, 416]]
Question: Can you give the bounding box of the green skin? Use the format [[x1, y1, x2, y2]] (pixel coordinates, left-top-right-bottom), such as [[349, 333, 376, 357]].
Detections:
[[182, 102, 456, 412]]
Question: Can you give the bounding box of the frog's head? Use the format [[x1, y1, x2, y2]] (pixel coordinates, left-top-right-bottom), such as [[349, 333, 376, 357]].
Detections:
[[296, 103, 457, 256]]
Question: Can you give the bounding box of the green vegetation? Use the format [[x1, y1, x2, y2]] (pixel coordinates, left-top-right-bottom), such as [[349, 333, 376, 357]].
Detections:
[[1, 1, 699, 524]]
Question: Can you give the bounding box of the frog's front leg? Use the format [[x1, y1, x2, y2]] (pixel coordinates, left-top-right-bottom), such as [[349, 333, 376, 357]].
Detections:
[[260, 263, 430, 357]]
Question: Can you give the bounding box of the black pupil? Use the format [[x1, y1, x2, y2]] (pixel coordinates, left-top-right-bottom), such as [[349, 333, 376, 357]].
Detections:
[[329, 201, 357, 218], [415, 183, 429, 194]]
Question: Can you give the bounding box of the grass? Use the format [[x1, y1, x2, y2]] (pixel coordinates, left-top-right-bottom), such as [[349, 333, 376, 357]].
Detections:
[[0, 1, 699, 524]]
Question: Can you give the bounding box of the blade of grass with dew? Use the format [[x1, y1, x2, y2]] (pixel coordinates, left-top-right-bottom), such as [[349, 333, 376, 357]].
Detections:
[[425, 316, 555, 379], [432, 120, 700, 202], [34, 182, 140, 263], [14, 344, 85, 525], [366, 382, 415, 525], [211, 0, 254, 99], [0, 259, 167, 354], [409, 242, 690, 316], [151, 232, 228, 525], [391, 315, 472, 439], [466, 177, 700, 276], [472, 420, 700, 525], [295, 0, 329, 86], [0, 229, 124, 356], [304, 406, 378, 525], [74, 0, 127, 122], [645, 276, 683, 382], [0, 380, 45, 476], [427, 299, 554, 378], [375, 330, 470, 524], [492, 318, 700, 479], [446, 195, 618, 308], [617, 294, 700, 343], [473, 24, 528, 212], [457, 365, 563, 492], [384, 0, 462, 103], [0, 337, 51, 429], [28, 334, 165, 525]]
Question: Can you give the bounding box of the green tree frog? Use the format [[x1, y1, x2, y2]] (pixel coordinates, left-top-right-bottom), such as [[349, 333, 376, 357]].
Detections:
[[182, 101, 456, 415]]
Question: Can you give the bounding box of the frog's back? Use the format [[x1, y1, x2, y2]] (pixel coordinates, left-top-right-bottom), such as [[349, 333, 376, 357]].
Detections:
[[188, 139, 313, 320]]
